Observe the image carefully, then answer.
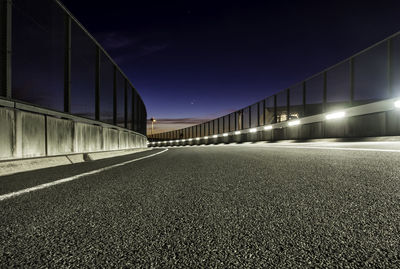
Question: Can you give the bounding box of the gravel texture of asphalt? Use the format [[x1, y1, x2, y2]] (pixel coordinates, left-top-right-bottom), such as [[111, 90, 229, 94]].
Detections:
[[1, 144, 400, 268]]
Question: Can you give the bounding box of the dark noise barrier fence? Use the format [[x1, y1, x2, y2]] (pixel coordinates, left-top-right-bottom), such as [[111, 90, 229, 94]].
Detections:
[[149, 30, 400, 147], [0, 0, 148, 160]]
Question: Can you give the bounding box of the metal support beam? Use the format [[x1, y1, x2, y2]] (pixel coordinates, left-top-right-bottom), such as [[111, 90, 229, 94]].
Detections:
[[263, 99, 266, 125], [249, 107, 251, 128], [388, 39, 393, 97], [64, 15, 71, 113], [124, 79, 128, 128], [323, 72, 327, 113], [0, 0, 12, 98], [235, 111, 237, 130], [95, 46, 100, 120], [302, 82, 306, 116], [113, 66, 117, 125], [273, 95, 277, 123], [241, 109, 244, 129], [350, 58, 354, 105], [286, 88, 290, 120], [131, 89, 135, 131]]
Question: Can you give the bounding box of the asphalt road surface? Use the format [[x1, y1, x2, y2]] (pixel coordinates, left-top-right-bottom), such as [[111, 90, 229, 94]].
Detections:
[[1, 142, 400, 268]]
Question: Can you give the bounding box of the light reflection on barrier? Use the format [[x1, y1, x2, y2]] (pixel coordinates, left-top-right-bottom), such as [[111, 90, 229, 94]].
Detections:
[[288, 120, 301, 127], [325, 111, 346, 120]]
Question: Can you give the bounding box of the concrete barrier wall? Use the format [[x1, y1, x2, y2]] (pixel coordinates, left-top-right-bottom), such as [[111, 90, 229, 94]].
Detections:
[[0, 105, 148, 161]]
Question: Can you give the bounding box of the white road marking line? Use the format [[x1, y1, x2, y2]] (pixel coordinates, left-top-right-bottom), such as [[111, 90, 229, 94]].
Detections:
[[158, 144, 400, 152], [0, 149, 168, 202], [255, 145, 400, 152]]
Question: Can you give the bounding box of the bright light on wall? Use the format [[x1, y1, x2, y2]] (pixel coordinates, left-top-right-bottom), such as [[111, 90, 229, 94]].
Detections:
[[196, 137, 200, 141], [325, 111, 346, 120], [181, 139, 185, 142], [288, 120, 300, 126], [204, 136, 208, 139], [223, 133, 228, 137], [213, 135, 218, 138], [264, 125, 272, 130], [234, 131, 241, 135], [250, 128, 257, 133], [395, 100, 400, 108], [188, 138, 193, 141]]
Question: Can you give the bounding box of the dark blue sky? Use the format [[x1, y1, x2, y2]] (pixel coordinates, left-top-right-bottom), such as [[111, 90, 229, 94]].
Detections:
[[62, 0, 400, 132]]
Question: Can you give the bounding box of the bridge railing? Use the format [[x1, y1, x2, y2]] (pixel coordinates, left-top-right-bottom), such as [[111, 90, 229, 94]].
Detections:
[[149, 28, 400, 141], [0, 0, 147, 135]]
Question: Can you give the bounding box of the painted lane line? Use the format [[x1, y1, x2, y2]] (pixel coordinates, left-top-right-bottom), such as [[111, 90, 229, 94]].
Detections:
[[158, 144, 400, 153], [0, 149, 168, 202]]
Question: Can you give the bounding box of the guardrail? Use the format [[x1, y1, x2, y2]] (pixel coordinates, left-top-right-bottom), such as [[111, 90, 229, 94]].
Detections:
[[0, 0, 147, 135], [149, 29, 400, 142]]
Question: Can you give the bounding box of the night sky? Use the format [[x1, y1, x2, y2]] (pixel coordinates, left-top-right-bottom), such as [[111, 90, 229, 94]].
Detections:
[[61, 0, 400, 133]]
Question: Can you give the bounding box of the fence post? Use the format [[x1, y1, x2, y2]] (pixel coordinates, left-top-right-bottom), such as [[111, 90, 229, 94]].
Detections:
[[113, 66, 117, 125], [388, 39, 393, 97], [302, 82, 306, 117], [273, 95, 277, 123], [95, 46, 100, 120], [124, 79, 128, 128], [131, 89, 135, 131], [0, 0, 12, 98], [350, 57, 354, 106], [241, 109, 244, 130], [286, 88, 290, 120], [64, 14, 71, 113], [323, 72, 327, 113], [263, 99, 266, 125], [235, 111, 237, 130], [248, 107, 251, 128]]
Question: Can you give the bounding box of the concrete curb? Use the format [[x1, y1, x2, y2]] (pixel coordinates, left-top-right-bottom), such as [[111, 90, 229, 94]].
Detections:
[[0, 148, 152, 177]]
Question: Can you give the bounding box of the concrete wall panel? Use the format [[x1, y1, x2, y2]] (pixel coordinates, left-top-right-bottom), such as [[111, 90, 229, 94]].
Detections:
[[0, 107, 14, 159], [119, 131, 129, 149], [300, 122, 322, 139], [287, 125, 301, 140], [47, 117, 74, 155], [103, 128, 119, 151], [324, 120, 346, 138], [385, 110, 400, 136], [17, 111, 46, 158], [261, 130, 272, 141], [273, 128, 285, 141], [74, 123, 102, 153], [347, 112, 386, 137]]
